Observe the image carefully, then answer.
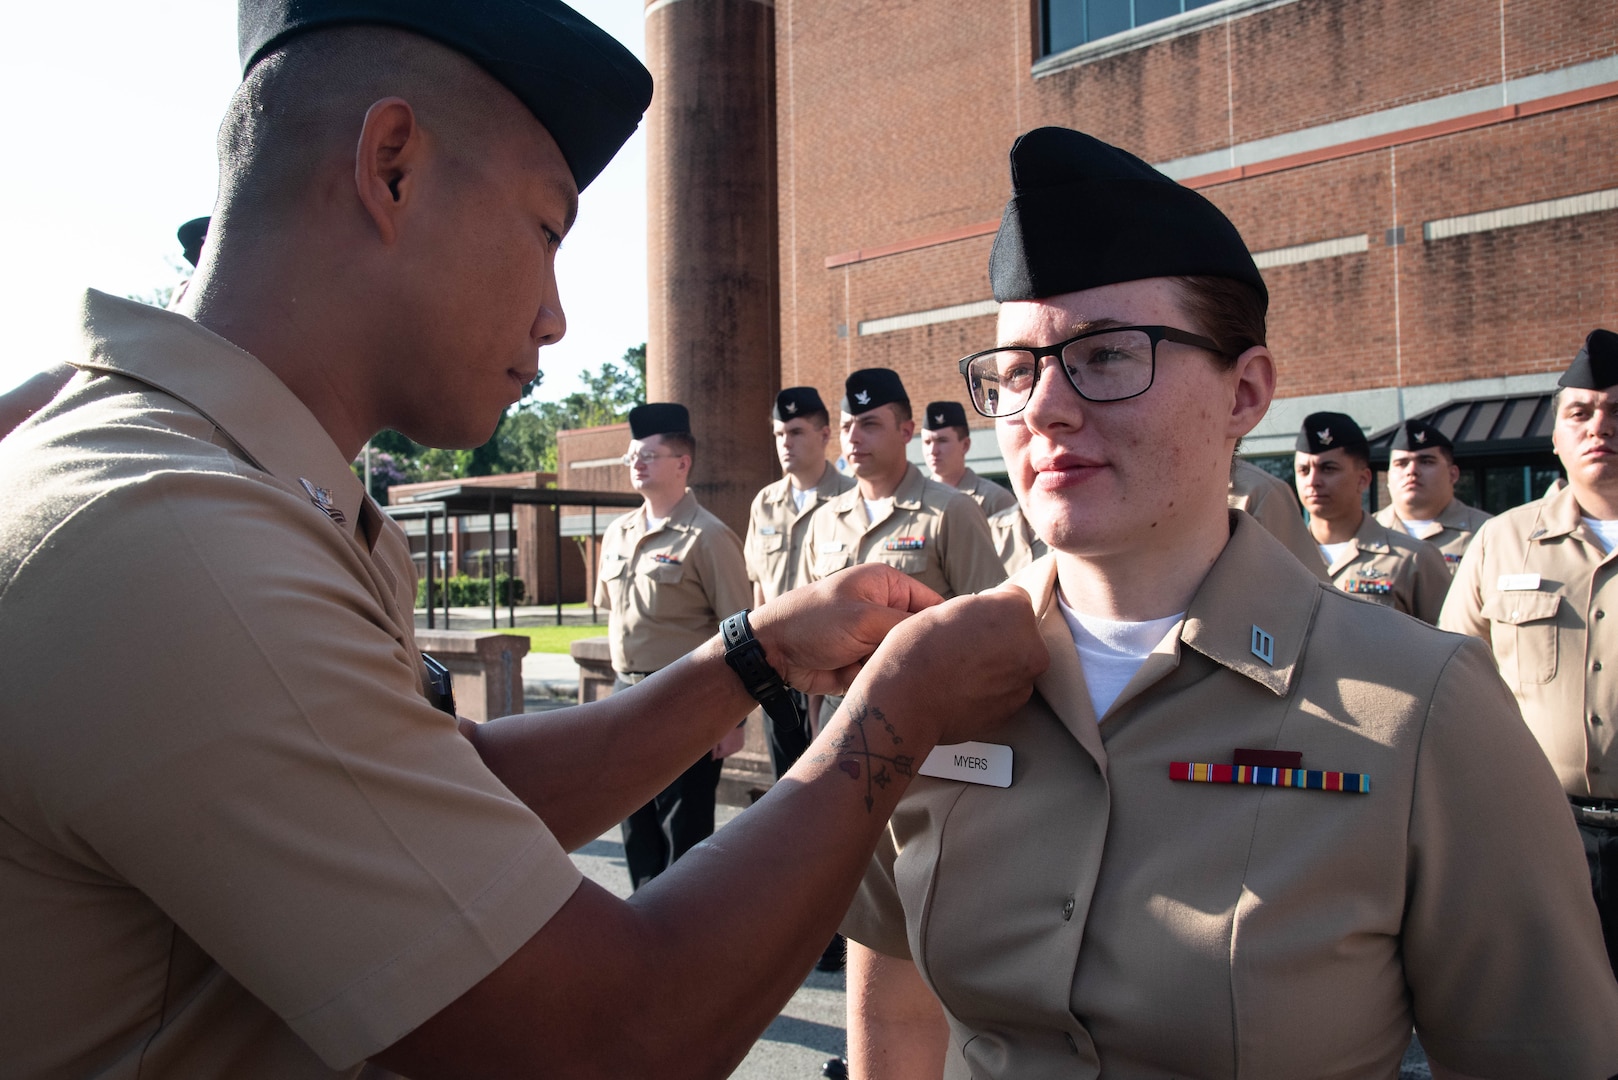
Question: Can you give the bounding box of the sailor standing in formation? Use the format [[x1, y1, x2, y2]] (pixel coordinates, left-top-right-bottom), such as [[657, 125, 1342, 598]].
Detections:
[[1294, 410, 1450, 623]]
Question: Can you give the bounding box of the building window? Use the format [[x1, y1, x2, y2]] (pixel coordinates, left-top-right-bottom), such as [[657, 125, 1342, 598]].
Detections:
[[1043, 0, 1223, 55]]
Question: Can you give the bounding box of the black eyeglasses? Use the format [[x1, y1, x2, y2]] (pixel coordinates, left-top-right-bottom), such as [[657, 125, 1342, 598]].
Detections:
[[956, 325, 1224, 418]]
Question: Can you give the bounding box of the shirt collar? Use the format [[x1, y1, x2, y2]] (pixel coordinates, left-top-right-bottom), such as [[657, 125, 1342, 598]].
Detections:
[[75, 289, 365, 534], [1350, 511, 1392, 554], [1532, 482, 1584, 541]]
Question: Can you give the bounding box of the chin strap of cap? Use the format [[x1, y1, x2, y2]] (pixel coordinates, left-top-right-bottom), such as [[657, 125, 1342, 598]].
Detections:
[[720, 610, 801, 736]]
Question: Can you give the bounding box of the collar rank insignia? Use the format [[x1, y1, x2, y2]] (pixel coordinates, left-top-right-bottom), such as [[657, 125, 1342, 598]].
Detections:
[[855, 390, 871, 405], [1250, 625, 1275, 665], [884, 536, 925, 551], [1317, 428, 1333, 445], [652, 553, 681, 564], [785, 401, 798, 414], [298, 477, 346, 526], [1171, 747, 1369, 794]]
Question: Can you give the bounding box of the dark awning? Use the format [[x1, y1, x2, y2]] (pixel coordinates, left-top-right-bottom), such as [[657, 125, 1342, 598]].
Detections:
[[1368, 393, 1555, 464]]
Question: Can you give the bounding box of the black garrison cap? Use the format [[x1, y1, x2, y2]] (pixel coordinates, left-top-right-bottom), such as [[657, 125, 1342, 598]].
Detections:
[[238, 0, 653, 192], [1558, 329, 1618, 391], [628, 403, 690, 440], [1388, 418, 1453, 453], [989, 126, 1266, 304], [773, 387, 827, 422], [177, 217, 210, 268], [1297, 412, 1369, 458], [923, 401, 969, 430], [841, 369, 909, 416]]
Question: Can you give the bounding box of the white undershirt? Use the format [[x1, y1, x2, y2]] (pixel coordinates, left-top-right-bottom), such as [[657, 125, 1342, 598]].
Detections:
[[791, 485, 814, 513], [1400, 518, 1437, 537], [1056, 592, 1183, 720], [863, 497, 893, 524], [1319, 539, 1356, 566], [644, 514, 668, 533], [1582, 517, 1618, 554]]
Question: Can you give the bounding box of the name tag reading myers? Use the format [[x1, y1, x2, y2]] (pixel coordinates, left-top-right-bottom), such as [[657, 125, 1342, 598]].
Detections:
[[919, 741, 1013, 788]]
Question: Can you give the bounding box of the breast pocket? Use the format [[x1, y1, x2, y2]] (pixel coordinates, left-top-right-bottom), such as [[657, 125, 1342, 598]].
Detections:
[[1482, 589, 1561, 685], [877, 552, 927, 576], [815, 550, 853, 578]]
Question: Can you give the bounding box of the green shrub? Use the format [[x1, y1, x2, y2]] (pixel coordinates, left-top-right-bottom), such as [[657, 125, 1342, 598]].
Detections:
[[417, 574, 526, 608]]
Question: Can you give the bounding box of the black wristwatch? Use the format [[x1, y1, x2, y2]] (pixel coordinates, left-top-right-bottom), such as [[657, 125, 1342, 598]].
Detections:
[[720, 610, 802, 735]]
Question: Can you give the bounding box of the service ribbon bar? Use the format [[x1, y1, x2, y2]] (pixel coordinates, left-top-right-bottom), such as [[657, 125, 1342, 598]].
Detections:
[[1169, 762, 1370, 794]]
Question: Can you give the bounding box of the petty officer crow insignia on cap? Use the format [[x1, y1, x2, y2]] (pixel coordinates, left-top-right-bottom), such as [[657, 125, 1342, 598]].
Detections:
[[1297, 412, 1368, 457], [841, 369, 908, 415], [923, 401, 968, 431], [773, 387, 826, 422], [1388, 419, 1452, 453]]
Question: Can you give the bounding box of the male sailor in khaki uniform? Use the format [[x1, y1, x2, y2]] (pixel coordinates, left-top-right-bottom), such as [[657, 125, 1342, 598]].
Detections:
[[844, 124, 1618, 1080], [743, 386, 854, 778], [1295, 410, 1450, 623], [597, 402, 752, 890], [921, 399, 1016, 516], [1441, 327, 1618, 975], [802, 368, 1004, 602], [1374, 418, 1492, 573], [1228, 455, 1329, 577], [987, 502, 1047, 575]]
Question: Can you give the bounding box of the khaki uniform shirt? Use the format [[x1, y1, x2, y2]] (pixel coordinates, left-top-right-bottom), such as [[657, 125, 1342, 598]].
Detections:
[[0, 292, 581, 1078], [595, 490, 750, 674], [987, 503, 1047, 576], [1227, 457, 1328, 579], [1439, 484, 1618, 798], [954, 466, 1017, 518], [801, 463, 1005, 598], [845, 513, 1618, 1079], [1375, 497, 1493, 574], [1321, 512, 1451, 623], [743, 463, 854, 603]]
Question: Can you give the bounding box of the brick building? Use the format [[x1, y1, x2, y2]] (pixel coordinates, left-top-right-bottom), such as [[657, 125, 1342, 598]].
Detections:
[[765, 0, 1615, 509]]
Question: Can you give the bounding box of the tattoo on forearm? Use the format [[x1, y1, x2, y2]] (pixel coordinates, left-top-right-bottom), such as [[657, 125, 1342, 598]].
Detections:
[[826, 700, 914, 812]]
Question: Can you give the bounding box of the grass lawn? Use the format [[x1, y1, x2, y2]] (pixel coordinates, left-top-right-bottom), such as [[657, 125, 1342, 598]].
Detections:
[[497, 624, 609, 654]]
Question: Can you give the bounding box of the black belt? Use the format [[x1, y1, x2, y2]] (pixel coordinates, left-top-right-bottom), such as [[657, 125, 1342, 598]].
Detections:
[[1571, 796, 1618, 828]]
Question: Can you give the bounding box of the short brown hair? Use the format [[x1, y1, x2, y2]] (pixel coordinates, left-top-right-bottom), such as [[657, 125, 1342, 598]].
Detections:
[[659, 431, 696, 467], [1173, 276, 1268, 370]]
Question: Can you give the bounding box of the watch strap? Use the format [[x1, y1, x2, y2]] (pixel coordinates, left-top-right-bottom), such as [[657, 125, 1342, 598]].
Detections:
[[720, 610, 801, 735]]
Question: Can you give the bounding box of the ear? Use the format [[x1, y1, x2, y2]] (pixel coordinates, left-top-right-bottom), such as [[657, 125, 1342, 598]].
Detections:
[[899, 418, 916, 442], [961, 433, 973, 452], [1355, 466, 1372, 494], [1448, 463, 1461, 485], [1226, 345, 1277, 440], [354, 97, 425, 245]]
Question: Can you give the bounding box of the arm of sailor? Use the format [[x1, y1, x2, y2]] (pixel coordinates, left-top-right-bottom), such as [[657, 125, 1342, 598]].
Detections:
[[847, 943, 950, 1080]]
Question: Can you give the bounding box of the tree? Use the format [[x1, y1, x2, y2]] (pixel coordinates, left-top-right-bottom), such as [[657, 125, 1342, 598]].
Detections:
[[352, 343, 646, 496]]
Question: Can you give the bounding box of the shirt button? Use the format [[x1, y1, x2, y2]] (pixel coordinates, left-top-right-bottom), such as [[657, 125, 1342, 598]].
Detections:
[[1594, 715, 1604, 726], [1597, 661, 1605, 672], [1062, 897, 1075, 921], [1599, 611, 1607, 620]]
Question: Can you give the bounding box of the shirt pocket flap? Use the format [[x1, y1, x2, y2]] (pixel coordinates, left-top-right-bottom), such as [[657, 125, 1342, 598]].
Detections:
[[816, 550, 854, 576], [758, 534, 786, 554], [601, 553, 630, 579], [1481, 590, 1561, 625]]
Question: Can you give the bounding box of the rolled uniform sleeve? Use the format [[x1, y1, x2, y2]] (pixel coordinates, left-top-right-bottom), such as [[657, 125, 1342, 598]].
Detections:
[[4, 474, 580, 1070], [939, 491, 1007, 595], [1402, 637, 1618, 1076]]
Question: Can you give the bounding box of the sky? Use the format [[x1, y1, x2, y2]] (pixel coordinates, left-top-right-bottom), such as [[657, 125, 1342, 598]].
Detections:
[[0, 1, 649, 400]]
